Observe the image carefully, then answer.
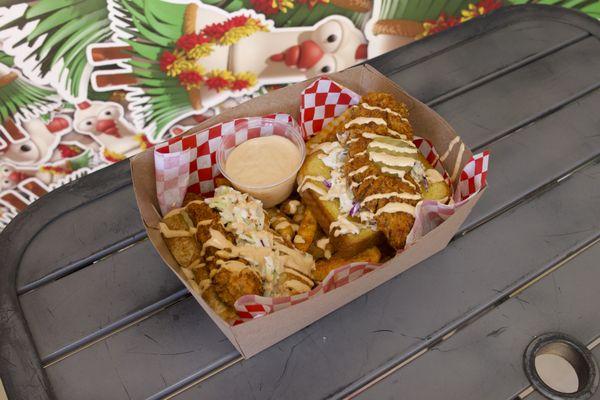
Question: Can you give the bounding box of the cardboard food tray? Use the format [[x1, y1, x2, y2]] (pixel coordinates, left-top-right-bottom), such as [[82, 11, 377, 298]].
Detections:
[[131, 64, 486, 358]]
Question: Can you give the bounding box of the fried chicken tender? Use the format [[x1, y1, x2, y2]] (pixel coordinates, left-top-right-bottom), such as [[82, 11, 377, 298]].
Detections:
[[184, 201, 230, 270], [375, 212, 415, 250], [212, 261, 264, 307], [361, 92, 410, 117], [345, 92, 413, 139]]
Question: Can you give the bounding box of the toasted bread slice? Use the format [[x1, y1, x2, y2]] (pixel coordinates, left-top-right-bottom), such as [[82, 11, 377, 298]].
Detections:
[[298, 151, 385, 256]]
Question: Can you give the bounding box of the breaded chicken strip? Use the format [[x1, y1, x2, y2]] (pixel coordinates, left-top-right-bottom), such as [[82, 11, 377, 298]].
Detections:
[[212, 260, 264, 306]]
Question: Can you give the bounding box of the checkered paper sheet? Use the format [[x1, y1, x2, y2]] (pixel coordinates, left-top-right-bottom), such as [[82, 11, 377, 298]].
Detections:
[[154, 113, 296, 214], [153, 77, 489, 324]]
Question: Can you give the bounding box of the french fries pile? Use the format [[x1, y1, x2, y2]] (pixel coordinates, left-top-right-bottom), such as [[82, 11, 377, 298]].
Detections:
[[268, 197, 384, 283]]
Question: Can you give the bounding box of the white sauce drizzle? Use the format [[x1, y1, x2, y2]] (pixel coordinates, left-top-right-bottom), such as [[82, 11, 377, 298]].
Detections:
[[369, 152, 416, 168], [329, 215, 361, 237], [375, 202, 416, 217], [451, 143, 465, 182], [300, 182, 327, 196], [345, 117, 387, 129], [159, 222, 196, 238], [368, 141, 417, 154], [316, 237, 329, 250], [348, 165, 369, 177], [361, 191, 421, 205], [293, 235, 305, 244], [440, 136, 460, 162], [361, 103, 410, 124]]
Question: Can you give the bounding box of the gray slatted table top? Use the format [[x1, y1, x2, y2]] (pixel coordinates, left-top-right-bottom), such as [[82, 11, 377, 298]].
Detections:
[[1, 5, 599, 400]]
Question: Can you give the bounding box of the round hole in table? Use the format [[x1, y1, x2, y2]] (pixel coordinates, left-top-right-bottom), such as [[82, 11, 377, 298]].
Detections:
[[535, 352, 579, 393]]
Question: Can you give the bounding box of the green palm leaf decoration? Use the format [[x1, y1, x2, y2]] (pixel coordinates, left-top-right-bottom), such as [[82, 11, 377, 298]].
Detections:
[[0, 0, 111, 101], [377, 0, 474, 21], [201, 0, 368, 28], [109, 0, 189, 140], [262, 2, 368, 28], [508, 0, 600, 18], [0, 52, 15, 68], [0, 53, 61, 126]]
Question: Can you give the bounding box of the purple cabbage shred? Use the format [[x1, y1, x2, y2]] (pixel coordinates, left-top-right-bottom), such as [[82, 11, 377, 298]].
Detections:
[[349, 202, 360, 216]]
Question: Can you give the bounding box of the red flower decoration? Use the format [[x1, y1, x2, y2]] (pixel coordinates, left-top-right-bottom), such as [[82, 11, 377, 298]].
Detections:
[[250, 0, 278, 15], [176, 33, 210, 51], [205, 76, 230, 91], [159, 51, 177, 72], [477, 0, 503, 12], [423, 13, 460, 36], [297, 0, 329, 8], [178, 71, 204, 86], [230, 79, 251, 91], [202, 15, 250, 40]]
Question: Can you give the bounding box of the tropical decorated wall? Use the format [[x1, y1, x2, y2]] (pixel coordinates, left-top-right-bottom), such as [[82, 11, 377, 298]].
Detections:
[[0, 0, 598, 230]]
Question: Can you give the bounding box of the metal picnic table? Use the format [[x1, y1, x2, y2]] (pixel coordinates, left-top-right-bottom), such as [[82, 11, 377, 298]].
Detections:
[[1, 5, 600, 400]]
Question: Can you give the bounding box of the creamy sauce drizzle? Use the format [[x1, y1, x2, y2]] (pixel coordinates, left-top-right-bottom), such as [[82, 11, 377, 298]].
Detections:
[[361, 103, 410, 124], [375, 202, 416, 217], [300, 182, 327, 196], [348, 165, 368, 177], [286, 200, 301, 214], [380, 167, 417, 189], [369, 152, 415, 168], [329, 215, 361, 237], [204, 228, 313, 278], [310, 141, 341, 155], [439, 136, 465, 182], [316, 237, 330, 250], [159, 222, 196, 238], [451, 143, 465, 182], [361, 191, 421, 205], [440, 136, 460, 162], [361, 103, 402, 117], [368, 141, 417, 154], [345, 117, 387, 129], [274, 221, 290, 230]]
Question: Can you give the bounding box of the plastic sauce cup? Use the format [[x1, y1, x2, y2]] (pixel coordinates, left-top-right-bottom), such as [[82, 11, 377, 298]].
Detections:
[[217, 119, 306, 208]]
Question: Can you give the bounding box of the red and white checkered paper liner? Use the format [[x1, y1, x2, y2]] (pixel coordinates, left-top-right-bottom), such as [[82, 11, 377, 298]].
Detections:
[[154, 113, 296, 214], [153, 77, 489, 325]]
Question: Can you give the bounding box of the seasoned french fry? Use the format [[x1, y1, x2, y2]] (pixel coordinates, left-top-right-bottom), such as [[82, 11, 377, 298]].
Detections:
[[281, 199, 303, 216], [312, 246, 382, 282], [266, 208, 294, 245], [294, 209, 317, 252], [214, 176, 233, 188]]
